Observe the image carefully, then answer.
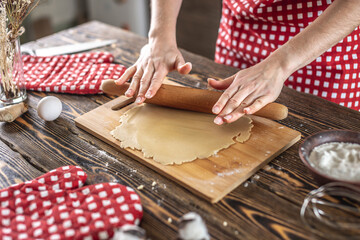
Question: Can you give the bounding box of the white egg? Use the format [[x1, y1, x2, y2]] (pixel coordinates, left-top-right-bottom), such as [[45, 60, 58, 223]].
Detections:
[[37, 96, 62, 121]]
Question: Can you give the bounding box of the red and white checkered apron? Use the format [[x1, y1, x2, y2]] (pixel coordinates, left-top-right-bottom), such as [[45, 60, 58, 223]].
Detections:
[[215, 0, 360, 111]]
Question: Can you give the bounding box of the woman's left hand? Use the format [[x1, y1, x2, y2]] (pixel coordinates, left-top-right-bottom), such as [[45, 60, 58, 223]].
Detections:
[[208, 58, 289, 125]]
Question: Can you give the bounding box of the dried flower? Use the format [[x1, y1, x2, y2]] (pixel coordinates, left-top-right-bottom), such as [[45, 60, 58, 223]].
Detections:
[[0, 0, 40, 100]]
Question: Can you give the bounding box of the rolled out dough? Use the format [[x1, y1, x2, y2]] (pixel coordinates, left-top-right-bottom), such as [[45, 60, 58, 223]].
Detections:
[[111, 104, 253, 165]]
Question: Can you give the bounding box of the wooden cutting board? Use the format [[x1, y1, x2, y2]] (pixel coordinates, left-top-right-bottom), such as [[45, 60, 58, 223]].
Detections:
[[75, 96, 301, 203]]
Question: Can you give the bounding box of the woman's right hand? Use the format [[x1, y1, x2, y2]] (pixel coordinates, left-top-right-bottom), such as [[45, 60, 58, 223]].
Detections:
[[115, 40, 192, 104]]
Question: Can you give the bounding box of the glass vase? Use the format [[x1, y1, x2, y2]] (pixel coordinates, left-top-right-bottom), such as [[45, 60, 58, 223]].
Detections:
[[0, 37, 27, 106]]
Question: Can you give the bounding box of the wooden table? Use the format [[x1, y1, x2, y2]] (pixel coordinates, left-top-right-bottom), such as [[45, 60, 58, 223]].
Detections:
[[1, 21, 359, 240]]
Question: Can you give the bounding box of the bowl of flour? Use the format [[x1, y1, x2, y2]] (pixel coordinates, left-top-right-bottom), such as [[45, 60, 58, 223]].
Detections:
[[299, 130, 360, 186]]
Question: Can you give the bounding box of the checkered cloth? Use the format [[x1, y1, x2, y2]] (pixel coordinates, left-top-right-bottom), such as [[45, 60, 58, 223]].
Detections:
[[23, 52, 126, 94], [0, 166, 143, 240]]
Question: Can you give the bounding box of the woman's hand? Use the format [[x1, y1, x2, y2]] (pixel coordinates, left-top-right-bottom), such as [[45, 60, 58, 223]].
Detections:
[[208, 57, 289, 125], [115, 41, 192, 104], [208, 0, 360, 126]]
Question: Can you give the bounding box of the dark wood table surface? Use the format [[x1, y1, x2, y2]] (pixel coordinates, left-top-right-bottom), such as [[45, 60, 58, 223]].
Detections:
[[1, 21, 359, 240]]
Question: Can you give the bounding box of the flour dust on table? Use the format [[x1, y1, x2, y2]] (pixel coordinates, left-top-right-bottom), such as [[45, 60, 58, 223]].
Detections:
[[111, 104, 253, 165]]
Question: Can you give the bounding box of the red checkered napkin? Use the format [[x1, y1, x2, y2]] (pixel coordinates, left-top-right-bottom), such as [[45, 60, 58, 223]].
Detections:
[[23, 52, 126, 94], [0, 166, 143, 240]]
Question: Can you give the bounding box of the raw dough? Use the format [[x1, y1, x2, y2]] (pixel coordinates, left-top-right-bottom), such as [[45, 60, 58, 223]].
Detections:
[[111, 104, 253, 165]]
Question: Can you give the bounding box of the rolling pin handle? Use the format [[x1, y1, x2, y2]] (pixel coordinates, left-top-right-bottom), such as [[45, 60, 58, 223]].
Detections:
[[100, 79, 130, 96], [254, 102, 288, 121]]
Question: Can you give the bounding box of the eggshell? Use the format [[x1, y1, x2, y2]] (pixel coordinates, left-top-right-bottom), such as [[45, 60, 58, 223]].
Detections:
[[37, 96, 62, 121]]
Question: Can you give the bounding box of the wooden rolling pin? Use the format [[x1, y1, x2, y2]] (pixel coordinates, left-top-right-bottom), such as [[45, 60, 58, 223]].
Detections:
[[101, 79, 288, 120]]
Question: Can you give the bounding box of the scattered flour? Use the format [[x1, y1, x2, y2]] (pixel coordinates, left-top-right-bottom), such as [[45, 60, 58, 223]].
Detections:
[[263, 165, 272, 171], [253, 175, 260, 180], [309, 142, 360, 181], [217, 169, 242, 177]]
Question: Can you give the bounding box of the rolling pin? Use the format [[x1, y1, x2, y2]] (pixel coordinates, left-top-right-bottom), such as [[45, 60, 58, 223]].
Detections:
[[101, 79, 288, 120]]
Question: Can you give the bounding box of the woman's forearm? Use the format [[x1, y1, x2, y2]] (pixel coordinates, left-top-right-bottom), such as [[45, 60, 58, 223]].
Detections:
[[272, 0, 360, 76], [148, 0, 183, 45], [115, 0, 191, 103]]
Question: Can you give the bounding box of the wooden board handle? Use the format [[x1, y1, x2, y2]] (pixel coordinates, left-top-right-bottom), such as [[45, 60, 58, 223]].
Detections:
[[101, 80, 288, 120]]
